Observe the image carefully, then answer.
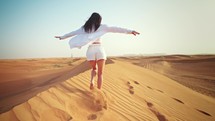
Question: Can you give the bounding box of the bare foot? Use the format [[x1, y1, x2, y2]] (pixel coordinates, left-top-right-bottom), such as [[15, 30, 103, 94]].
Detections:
[[90, 69, 97, 90], [90, 69, 97, 84], [90, 83, 94, 90]]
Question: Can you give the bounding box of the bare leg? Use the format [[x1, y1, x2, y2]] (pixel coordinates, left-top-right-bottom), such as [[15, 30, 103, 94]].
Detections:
[[88, 60, 97, 90], [97, 59, 105, 89]]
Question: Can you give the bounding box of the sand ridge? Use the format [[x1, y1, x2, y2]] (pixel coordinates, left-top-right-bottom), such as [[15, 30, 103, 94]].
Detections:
[[0, 57, 215, 121], [0, 58, 87, 113], [116, 55, 215, 98]]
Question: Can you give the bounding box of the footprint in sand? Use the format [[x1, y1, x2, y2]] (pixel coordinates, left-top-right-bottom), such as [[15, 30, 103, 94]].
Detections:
[[129, 85, 134, 89], [196, 109, 211, 117], [146, 101, 153, 107], [146, 86, 164, 94], [145, 101, 168, 121], [156, 89, 164, 93], [147, 86, 153, 90], [129, 89, 134, 94], [91, 89, 108, 111], [127, 81, 135, 95], [87, 114, 97, 120], [172, 97, 184, 104], [134, 81, 140, 85]]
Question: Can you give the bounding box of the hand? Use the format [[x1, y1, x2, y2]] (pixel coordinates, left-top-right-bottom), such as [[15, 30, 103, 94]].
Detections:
[[131, 31, 140, 36], [55, 36, 62, 40]]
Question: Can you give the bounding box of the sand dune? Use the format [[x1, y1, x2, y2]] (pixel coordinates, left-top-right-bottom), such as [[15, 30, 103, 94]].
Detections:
[[0, 58, 86, 113], [0, 57, 215, 121], [116, 55, 215, 98]]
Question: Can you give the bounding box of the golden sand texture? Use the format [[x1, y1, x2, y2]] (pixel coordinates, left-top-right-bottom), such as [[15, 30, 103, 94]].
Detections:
[[0, 58, 86, 113], [116, 55, 215, 98], [0, 57, 215, 121]]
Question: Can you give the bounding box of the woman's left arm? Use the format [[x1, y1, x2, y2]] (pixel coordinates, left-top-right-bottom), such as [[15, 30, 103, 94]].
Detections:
[[105, 25, 140, 36], [55, 27, 84, 40]]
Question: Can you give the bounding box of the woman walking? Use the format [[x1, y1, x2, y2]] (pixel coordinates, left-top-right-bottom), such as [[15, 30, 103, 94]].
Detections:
[[55, 12, 139, 90]]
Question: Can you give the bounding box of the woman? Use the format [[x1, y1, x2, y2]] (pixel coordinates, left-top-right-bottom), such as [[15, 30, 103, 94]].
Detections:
[[55, 12, 139, 90]]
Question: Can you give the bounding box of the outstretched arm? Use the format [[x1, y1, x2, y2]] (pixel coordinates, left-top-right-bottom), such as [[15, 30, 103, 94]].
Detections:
[[105, 25, 140, 36], [55, 27, 84, 40]]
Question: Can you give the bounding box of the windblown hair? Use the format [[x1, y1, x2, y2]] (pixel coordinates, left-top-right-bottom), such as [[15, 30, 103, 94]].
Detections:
[[83, 12, 102, 33]]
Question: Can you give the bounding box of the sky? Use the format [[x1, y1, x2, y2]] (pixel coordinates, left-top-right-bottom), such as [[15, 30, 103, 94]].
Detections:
[[0, 0, 215, 59]]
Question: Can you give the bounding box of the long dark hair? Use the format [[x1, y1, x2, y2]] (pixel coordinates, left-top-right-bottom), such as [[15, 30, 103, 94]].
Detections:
[[83, 12, 102, 33]]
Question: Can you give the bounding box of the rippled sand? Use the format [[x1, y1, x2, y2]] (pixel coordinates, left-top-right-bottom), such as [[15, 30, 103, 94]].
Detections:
[[0, 56, 215, 121]]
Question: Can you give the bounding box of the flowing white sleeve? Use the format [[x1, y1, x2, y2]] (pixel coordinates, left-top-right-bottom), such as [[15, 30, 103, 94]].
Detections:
[[60, 27, 84, 39], [104, 25, 133, 34]]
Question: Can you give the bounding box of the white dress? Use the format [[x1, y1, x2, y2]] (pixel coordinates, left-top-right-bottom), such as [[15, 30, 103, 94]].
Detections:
[[60, 24, 132, 49]]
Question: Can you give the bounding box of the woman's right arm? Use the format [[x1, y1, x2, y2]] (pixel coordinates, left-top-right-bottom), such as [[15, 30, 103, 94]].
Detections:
[[55, 27, 84, 40]]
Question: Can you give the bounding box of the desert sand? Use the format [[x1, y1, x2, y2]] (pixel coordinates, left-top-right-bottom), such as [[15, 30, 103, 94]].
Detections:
[[0, 56, 215, 121], [116, 55, 215, 98]]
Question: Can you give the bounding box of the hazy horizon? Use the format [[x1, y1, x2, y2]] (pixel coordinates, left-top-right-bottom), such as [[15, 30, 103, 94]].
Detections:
[[0, 0, 215, 59]]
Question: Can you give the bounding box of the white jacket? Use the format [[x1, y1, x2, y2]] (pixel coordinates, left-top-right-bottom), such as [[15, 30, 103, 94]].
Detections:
[[60, 24, 132, 49]]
